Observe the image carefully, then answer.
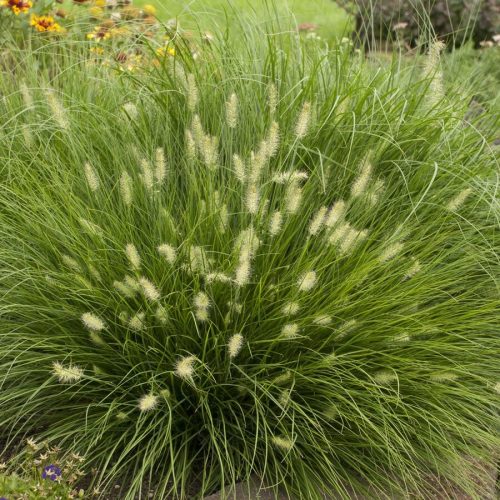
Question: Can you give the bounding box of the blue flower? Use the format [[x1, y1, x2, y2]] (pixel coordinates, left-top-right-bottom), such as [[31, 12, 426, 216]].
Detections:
[[41, 464, 61, 481]]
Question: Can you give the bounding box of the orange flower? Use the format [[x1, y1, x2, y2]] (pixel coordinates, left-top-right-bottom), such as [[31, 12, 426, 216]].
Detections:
[[30, 14, 64, 32], [0, 0, 32, 15]]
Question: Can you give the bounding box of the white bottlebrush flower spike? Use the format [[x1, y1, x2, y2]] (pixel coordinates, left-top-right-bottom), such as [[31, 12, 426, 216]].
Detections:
[[45, 89, 69, 130], [297, 271, 317, 292], [138, 393, 158, 412], [194, 292, 210, 310], [228, 333, 244, 359], [313, 314, 332, 326], [186, 73, 198, 112], [271, 435, 294, 451], [126, 243, 141, 270], [225, 92, 238, 128], [175, 355, 196, 379], [52, 361, 84, 383], [379, 242, 404, 263], [308, 206, 328, 236], [282, 302, 300, 316], [155, 147, 167, 184], [157, 244, 177, 264], [325, 200, 346, 228], [84, 162, 99, 192], [351, 156, 373, 198], [282, 323, 299, 339], [446, 188, 472, 212], [139, 277, 160, 302], [269, 211, 283, 236], [120, 171, 133, 206], [232, 154, 246, 183], [81, 312, 105, 332], [295, 101, 311, 139], [129, 313, 145, 331]]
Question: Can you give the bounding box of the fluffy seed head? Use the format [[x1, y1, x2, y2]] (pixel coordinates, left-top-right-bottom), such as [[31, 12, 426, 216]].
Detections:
[[129, 313, 145, 331], [205, 272, 231, 284], [81, 312, 105, 332], [120, 171, 133, 206], [271, 435, 294, 451], [295, 101, 311, 139], [429, 372, 459, 382], [228, 333, 244, 359], [373, 370, 398, 384], [84, 162, 99, 192], [62, 255, 81, 272], [446, 188, 472, 212], [155, 147, 167, 184], [269, 211, 283, 236], [285, 182, 303, 214], [379, 242, 404, 263], [139, 277, 160, 302], [404, 258, 422, 279], [282, 323, 299, 339], [314, 314, 332, 326], [175, 355, 196, 379], [45, 89, 70, 130], [125, 243, 141, 270], [266, 121, 280, 157], [325, 200, 346, 228], [52, 361, 84, 383], [20, 81, 33, 109], [185, 129, 196, 159], [233, 154, 246, 183], [298, 271, 317, 292], [123, 102, 138, 119], [140, 159, 154, 191], [268, 82, 278, 116], [235, 257, 251, 287], [272, 170, 308, 184], [189, 246, 209, 273], [155, 305, 168, 324], [225, 92, 238, 128], [194, 292, 210, 310], [282, 302, 300, 316], [245, 184, 260, 214], [138, 393, 158, 412], [186, 73, 198, 111], [308, 206, 328, 236], [351, 156, 373, 198], [157, 244, 177, 264], [329, 222, 350, 246]]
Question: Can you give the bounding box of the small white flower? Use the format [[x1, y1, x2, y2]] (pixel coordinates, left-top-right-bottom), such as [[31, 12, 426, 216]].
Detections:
[[228, 333, 244, 359], [138, 393, 158, 412], [81, 312, 106, 332]]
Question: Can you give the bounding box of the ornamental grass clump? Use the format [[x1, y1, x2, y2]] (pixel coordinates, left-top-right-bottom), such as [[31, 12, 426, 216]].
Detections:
[[0, 24, 498, 500]]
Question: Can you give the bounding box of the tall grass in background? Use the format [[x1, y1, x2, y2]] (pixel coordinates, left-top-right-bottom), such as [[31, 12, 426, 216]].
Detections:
[[0, 11, 498, 499]]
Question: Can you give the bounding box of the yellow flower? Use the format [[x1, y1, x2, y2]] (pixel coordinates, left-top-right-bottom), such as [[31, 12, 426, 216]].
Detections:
[[86, 26, 111, 41], [30, 14, 63, 32], [156, 45, 176, 58], [143, 4, 157, 16], [1, 0, 32, 15]]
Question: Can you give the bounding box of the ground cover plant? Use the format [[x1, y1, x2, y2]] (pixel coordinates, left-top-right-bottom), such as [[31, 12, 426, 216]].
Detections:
[[0, 3, 499, 499]]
